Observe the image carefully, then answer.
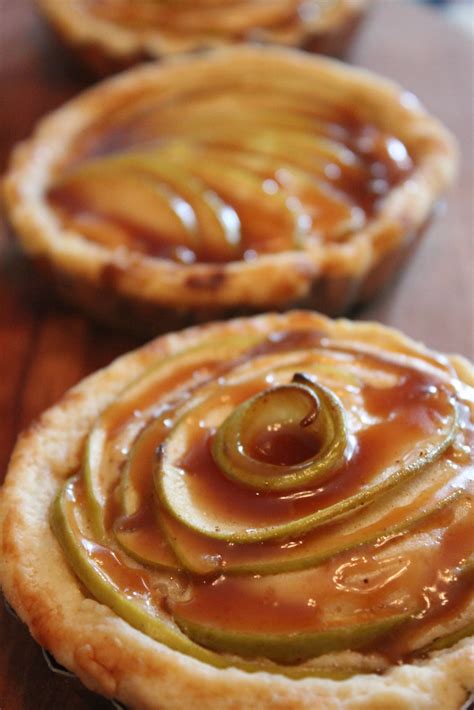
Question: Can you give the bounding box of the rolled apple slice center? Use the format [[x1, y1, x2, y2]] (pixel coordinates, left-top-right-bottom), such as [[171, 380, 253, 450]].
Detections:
[[212, 372, 347, 492]]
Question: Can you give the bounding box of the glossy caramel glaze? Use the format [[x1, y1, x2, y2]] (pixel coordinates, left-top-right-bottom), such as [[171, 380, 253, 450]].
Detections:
[[53, 326, 474, 673], [47, 73, 413, 264], [248, 421, 324, 466]]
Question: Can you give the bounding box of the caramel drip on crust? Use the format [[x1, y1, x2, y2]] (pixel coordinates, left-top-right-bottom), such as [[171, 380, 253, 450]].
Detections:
[[47, 77, 413, 264], [52, 329, 474, 673]]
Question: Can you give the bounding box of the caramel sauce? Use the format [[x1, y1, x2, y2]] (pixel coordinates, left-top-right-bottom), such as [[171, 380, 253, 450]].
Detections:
[[60, 332, 473, 667], [105, 358, 220, 438], [48, 184, 193, 262], [121, 418, 168, 513], [115, 502, 155, 535], [48, 81, 414, 263], [103, 479, 123, 532], [66, 479, 155, 598], [103, 330, 335, 543], [77, 495, 473, 653], [114, 501, 178, 569], [157, 465, 465, 576], [83, 499, 474, 651], [180, 413, 438, 529], [171, 502, 473, 639], [335, 125, 413, 217], [363, 372, 450, 420], [375, 502, 474, 661], [112, 421, 179, 568], [84, 537, 152, 596], [249, 422, 324, 467]]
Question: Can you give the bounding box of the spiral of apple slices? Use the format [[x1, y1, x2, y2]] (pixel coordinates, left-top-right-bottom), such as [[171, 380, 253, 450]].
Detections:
[[51, 327, 473, 675], [210, 373, 348, 492]]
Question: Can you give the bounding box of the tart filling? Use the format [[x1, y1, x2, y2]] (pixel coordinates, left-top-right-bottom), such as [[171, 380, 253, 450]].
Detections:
[[1, 313, 473, 708], [3, 49, 457, 332], [51, 320, 474, 673], [46, 79, 414, 265], [37, 0, 369, 72]]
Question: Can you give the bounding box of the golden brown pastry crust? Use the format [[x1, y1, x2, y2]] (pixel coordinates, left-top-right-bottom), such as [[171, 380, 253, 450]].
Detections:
[[0, 312, 473, 709], [3, 48, 456, 335], [36, 0, 370, 75]]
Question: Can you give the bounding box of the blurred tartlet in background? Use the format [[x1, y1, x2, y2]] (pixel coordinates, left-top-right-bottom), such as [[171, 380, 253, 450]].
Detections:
[[36, 0, 370, 75], [3, 48, 456, 335]]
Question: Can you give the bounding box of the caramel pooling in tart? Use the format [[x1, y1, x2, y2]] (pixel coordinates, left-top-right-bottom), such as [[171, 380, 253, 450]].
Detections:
[[47, 76, 413, 265], [51, 325, 474, 676]]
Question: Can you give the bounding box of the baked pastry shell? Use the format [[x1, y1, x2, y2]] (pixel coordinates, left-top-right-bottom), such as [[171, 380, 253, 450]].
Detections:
[[3, 48, 457, 335], [36, 0, 370, 76], [0, 311, 473, 710]]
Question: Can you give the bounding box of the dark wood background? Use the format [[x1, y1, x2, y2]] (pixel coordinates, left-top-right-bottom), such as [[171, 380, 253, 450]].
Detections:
[[0, 1, 472, 707]]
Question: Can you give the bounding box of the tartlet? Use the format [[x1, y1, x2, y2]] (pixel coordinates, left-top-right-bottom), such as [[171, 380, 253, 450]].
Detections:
[[0, 311, 473, 710], [4, 48, 456, 335], [37, 0, 370, 75]]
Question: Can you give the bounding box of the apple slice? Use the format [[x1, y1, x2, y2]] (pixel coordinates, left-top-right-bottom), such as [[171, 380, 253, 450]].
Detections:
[[158, 391, 457, 543], [50, 168, 199, 252], [159, 486, 465, 576], [84, 334, 261, 539], [212, 374, 348, 492], [51, 477, 374, 679], [67, 152, 243, 262], [174, 611, 409, 665]]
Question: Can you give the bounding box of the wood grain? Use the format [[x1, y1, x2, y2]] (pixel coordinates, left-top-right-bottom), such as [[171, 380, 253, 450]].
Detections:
[[0, 1, 472, 707]]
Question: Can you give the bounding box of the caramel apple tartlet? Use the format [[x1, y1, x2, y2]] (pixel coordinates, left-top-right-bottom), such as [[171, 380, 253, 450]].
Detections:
[[1, 312, 473, 709], [4, 48, 456, 334], [37, 0, 369, 75]]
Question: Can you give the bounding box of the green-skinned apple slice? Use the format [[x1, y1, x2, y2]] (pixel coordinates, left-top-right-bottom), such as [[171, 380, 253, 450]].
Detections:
[[173, 612, 410, 665], [66, 141, 299, 253], [158, 402, 458, 543], [120, 417, 170, 517], [51, 168, 199, 251], [51, 477, 374, 679], [126, 156, 242, 260], [159, 141, 364, 248], [50, 477, 230, 668], [413, 555, 474, 654], [113, 520, 180, 571], [152, 100, 321, 137], [171, 521, 473, 664], [211, 373, 348, 492], [114, 417, 180, 570], [157, 136, 358, 197], [179, 126, 363, 180], [84, 334, 261, 539], [419, 621, 474, 654], [159, 121, 359, 173], [66, 153, 242, 261], [167, 148, 299, 250], [159, 484, 465, 576], [192, 146, 361, 237], [137, 90, 342, 142]]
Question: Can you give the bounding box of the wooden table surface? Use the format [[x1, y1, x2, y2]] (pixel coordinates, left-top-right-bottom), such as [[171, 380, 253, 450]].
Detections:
[[0, 1, 473, 707]]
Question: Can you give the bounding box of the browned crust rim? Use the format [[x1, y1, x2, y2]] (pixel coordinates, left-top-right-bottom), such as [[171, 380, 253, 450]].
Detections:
[[36, 0, 370, 74], [3, 48, 457, 328], [0, 312, 473, 709]]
